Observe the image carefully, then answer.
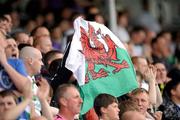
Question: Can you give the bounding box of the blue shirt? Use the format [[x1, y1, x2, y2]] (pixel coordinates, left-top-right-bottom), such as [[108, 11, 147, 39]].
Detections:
[[0, 58, 27, 91]]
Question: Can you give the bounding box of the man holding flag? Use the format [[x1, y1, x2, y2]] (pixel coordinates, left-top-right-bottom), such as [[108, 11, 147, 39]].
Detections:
[[64, 16, 138, 115]]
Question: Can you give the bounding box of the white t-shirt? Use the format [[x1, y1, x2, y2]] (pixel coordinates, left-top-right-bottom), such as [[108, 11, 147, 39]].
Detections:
[[28, 76, 41, 116]]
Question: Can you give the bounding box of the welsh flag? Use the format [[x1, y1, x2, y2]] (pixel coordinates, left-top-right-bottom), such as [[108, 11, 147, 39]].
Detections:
[[65, 17, 138, 114]]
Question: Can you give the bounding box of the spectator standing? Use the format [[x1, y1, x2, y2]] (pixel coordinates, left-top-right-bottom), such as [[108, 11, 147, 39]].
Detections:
[[159, 79, 180, 119]]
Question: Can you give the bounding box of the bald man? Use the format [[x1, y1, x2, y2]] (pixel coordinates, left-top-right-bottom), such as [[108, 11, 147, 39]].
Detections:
[[20, 46, 43, 76], [20, 46, 43, 115], [19, 47, 54, 120]]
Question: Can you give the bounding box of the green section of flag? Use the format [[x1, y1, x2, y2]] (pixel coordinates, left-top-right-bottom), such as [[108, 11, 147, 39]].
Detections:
[[79, 48, 138, 114]]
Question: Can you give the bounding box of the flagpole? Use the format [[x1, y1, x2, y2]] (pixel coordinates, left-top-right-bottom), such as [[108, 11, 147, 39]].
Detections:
[[108, 0, 117, 34]]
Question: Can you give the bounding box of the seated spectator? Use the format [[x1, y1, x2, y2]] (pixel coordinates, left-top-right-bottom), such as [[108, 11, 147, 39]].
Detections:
[[54, 84, 83, 120], [93, 93, 120, 120], [31, 26, 50, 40], [119, 99, 145, 120], [116, 10, 130, 43], [0, 14, 12, 37], [130, 88, 162, 120], [43, 50, 63, 69], [33, 35, 53, 55], [132, 56, 158, 105], [4, 14, 13, 33], [132, 56, 149, 78], [154, 62, 171, 92], [0, 78, 53, 120], [159, 31, 175, 65], [129, 26, 146, 56], [31, 26, 52, 55], [14, 31, 31, 45], [42, 50, 63, 84], [151, 34, 171, 71], [119, 100, 139, 117], [0, 80, 32, 120], [158, 78, 180, 119]]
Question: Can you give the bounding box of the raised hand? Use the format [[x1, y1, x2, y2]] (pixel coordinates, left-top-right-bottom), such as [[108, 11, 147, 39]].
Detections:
[[36, 77, 50, 100], [143, 64, 157, 84], [36, 77, 53, 120]]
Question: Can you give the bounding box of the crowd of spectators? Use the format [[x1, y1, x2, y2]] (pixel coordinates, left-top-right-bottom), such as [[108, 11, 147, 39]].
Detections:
[[0, 0, 180, 120]]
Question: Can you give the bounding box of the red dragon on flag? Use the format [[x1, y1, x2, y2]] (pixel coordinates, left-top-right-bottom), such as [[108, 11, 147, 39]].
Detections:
[[80, 23, 129, 83]]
